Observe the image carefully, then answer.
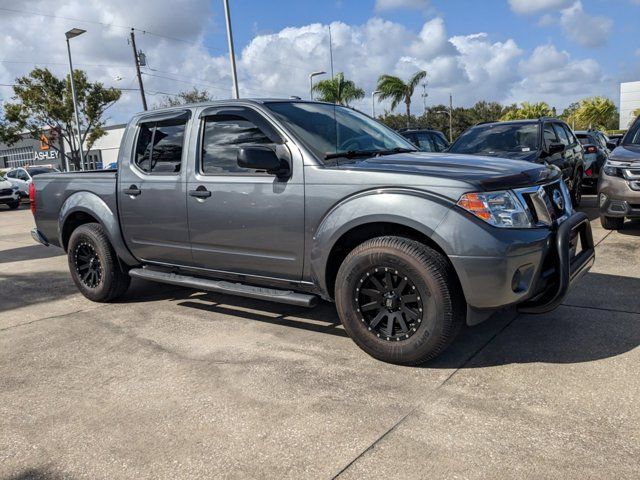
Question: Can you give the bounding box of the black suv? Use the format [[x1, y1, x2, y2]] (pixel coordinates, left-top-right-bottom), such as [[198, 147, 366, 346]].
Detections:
[[448, 118, 585, 206], [399, 128, 449, 152]]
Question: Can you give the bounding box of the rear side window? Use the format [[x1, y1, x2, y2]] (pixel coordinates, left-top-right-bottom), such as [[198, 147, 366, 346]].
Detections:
[[201, 114, 274, 174], [134, 118, 187, 174], [413, 133, 436, 152]]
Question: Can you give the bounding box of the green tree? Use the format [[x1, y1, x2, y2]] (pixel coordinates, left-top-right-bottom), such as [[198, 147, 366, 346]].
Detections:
[[500, 102, 554, 121], [376, 71, 427, 128], [311, 72, 365, 106], [575, 97, 618, 130], [0, 68, 121, 170], [156, 87, 214, 108]]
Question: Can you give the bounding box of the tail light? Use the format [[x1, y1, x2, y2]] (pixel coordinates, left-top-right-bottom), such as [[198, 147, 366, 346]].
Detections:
[[585, 168, 593, 177], [29, 182, 36, 215], [585, 145, 597, 154]]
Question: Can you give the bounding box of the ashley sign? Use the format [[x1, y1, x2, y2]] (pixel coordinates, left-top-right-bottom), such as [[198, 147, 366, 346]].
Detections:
[[33, 150, 59, 161]]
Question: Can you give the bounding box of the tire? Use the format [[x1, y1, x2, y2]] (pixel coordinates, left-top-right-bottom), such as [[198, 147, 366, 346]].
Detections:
[[600, 215, 624, 230], [335, 236, 465, 366], [571, 174, 582, 208], [8, 200, 19, 210], [67, 223, 131, 302]]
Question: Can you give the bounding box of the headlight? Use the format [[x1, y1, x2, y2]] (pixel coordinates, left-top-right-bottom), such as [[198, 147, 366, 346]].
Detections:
[[602, 161, 623, 178], [457, 190, 532, 228], [11, 185, 19, 191]]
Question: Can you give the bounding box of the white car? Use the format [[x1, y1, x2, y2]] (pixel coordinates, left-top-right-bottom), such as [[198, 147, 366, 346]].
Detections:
[[5, 166, 60, 197], [0, 176, 20, 210]]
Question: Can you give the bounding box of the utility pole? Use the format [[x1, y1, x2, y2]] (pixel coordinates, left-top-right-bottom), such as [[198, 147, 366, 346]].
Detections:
[[328, 25, 334, 80], [130, 29, 147, 110], [223, 0, 239, 99], [65, 28, 86, 171], [448, 93, 453, 142]]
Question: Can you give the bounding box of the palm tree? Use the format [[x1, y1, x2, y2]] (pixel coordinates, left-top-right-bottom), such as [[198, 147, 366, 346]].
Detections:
[[376, 71, 427, 128], [311, 72, 365, 106], [501, 102, 554, 121], [575, 97, 617, 130]]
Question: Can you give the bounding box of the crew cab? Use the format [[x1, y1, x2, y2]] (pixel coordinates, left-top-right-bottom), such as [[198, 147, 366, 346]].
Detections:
[[29, 100, 594, 365]]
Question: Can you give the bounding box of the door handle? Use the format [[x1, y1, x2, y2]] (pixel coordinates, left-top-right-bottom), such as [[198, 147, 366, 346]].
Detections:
[[124, 185, 141, 196], [189, 187, 212, 199]]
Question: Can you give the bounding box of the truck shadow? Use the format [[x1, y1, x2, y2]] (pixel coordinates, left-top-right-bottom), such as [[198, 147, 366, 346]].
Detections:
[[174, 271, 640, 369], [0, 244, 65, 264]]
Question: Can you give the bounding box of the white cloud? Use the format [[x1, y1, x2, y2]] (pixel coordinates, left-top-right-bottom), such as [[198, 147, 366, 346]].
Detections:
[[559, 1, 613, 48], [508, 0, 573, 15], [511, 44, 609, 105], [0, 1, 615, 121], [375, 0, 430, 11]]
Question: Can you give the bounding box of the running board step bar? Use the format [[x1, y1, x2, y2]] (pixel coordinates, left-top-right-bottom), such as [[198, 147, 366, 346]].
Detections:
[[128, 268, 318, 308]]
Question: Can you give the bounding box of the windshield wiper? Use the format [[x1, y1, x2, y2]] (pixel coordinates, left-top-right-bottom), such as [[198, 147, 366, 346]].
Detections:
[[324, 147, 416, 160]]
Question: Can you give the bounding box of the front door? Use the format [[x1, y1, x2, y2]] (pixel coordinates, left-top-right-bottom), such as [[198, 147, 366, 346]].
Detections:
[[186, 106, 305, 280], [118, 112, 192, 265]]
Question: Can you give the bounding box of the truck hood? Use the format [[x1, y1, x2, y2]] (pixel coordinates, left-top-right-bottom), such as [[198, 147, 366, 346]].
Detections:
[[335, 152, 560, 190], [610, 144, 640, 163]]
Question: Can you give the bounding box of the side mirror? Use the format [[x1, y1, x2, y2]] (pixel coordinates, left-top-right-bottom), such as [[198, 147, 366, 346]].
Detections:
[[237, 146, 289, 177], [547, 143, 565, 156]]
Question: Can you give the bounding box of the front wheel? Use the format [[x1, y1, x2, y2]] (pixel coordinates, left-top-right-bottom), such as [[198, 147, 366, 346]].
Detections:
[[600, 215, 624, 230], [8, 200, 19, 210], [571, 174, 582, 208], [67, 223, 131, 302], [335, 236, 465, 366]]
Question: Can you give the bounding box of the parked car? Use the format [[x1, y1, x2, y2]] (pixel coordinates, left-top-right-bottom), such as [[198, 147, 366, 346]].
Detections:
[[574, 130, 611, 190], [598, 116, 640, 229], [607, 133, 624, 148], [29, 100, 594, 365], [5, 166, 60, 197], [398, 128, 449, 152], [448, 118, 585, 206], [0, 175, 20, 210]]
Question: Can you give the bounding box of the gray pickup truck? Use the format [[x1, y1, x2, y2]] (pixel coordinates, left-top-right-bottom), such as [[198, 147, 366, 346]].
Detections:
[[30, 100, 595, 365]]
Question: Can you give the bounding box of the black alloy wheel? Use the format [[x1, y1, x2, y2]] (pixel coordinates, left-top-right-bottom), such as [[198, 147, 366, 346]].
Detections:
[[74, 242, 103, 288], [356, 266, 430, 342]]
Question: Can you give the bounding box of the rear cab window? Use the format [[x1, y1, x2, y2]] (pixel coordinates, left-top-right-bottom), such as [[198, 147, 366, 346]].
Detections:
[[133, 115, 188, 174]]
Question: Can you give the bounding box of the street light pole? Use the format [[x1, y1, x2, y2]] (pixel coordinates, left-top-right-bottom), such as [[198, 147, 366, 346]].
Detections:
[[309, 71, 326, 100], [65, 28, 86, 171], [372, 90, 381, 118], [223, 0, 239, 99], [448, 93, 453, 143]]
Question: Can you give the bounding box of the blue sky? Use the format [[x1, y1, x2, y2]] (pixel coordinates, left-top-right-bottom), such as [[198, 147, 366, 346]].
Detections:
[[0, 0, 638, 121]]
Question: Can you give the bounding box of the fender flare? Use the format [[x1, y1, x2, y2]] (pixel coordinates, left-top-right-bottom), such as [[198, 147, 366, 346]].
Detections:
[[309, 188, 455, 297], [58, 191, 138, 266]]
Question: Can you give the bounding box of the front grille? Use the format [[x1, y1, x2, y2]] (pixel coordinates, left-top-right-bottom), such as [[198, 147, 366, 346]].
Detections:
[[517, 180, 570, 226], [0, 188, 13, 196]]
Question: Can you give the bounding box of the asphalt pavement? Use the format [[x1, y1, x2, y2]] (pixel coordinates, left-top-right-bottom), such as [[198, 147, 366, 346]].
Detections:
[[1, 196, 638, 479]]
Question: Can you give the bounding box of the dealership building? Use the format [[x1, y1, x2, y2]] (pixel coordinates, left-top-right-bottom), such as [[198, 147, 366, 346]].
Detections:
[[620, 81, 640, 130], [0, 124, 126, 172]]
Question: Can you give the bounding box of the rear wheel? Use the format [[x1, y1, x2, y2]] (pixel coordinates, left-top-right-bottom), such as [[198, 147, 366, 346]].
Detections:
[[67, 223, 130, 302], [335, 236, 465, 366], [600, 215, 624, 230], [8, 200, 19, 210]]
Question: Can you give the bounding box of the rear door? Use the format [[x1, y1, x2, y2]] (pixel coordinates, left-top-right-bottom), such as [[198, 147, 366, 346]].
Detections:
[[118, 111, 192, 265], [186, 105, 305, 280]]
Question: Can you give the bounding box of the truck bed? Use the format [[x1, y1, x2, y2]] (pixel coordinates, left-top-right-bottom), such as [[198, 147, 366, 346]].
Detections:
[[33, 171, 118, 249]]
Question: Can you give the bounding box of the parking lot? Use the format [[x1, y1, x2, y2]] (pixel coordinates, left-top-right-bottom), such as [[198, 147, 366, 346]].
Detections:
[[1, 196, 638, 479]]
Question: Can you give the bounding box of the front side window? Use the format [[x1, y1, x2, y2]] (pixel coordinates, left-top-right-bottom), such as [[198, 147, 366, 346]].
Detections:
[[414, 133, 436, 152], [134, 118, 186, 174], [6, 170, 16, 178], [543, 123, 558, 149], [624, 118, 640, 146], [553, 124, 570, 146], [433, 134, 449, 152], [201, 114, 274, 174]]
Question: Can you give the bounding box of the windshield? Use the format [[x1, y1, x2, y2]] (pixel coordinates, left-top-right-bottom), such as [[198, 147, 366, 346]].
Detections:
[[450, 123, 539, 155], [265, 102, 416, 161], [624, 118, 640, 146], [27, 167, 58, 176], [576, 135, 592, 145]]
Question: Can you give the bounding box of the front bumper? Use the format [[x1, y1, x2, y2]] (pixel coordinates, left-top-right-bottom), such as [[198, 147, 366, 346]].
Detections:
[[598, 174, 640, 218], [448, 212, 594, 315], [518, 212, 594, 313]]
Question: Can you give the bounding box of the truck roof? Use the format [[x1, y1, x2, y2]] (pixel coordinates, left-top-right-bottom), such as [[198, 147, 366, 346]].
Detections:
[[141, 98, 333, 115]]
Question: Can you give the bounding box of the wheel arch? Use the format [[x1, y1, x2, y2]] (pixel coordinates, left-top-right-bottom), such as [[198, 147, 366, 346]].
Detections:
[[59, 191, 138, 266]]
